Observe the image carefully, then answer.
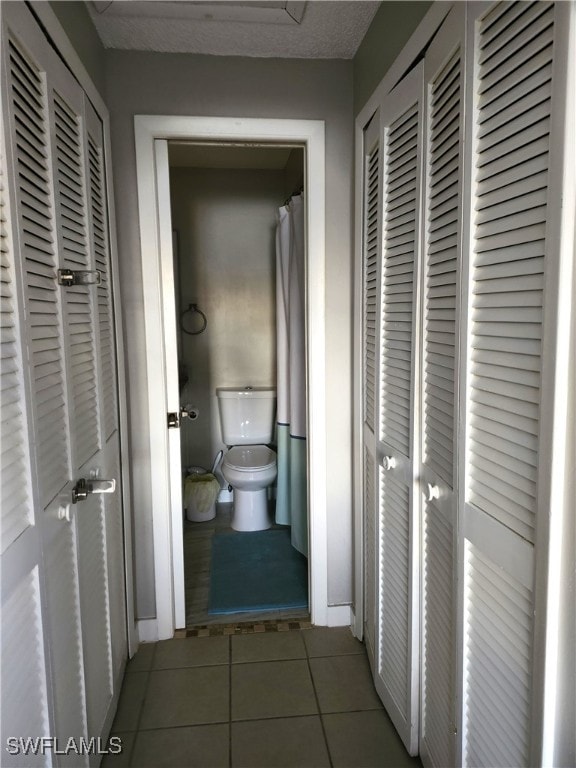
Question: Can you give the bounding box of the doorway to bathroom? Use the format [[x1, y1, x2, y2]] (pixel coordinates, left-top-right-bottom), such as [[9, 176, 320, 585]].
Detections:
[[134, 115, 329, 639], [168, 141, 308, 626]]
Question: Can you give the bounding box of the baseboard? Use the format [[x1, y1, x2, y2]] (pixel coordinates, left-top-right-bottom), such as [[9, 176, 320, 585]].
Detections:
[[325, 604, 353, 627], [137, 618, 159, 643]]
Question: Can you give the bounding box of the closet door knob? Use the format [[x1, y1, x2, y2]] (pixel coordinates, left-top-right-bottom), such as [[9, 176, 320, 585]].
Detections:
[[383, 456, 396, 471], [427, 483, 440, 501]]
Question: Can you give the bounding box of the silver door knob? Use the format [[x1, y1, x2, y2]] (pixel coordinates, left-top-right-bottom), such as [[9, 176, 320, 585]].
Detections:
[[72, 477, 116, 503], [427, 483, 440, 501]]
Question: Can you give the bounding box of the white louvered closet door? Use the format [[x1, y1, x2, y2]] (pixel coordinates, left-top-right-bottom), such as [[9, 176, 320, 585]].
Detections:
[[361, 113, 381, 667], [419, 7, 465, 768], [1, 2, 125, 758], [458, 2, 568, 765], [48, 52, 115, 745], [0, 144, 52, 768], [374, 63, 423, 756]]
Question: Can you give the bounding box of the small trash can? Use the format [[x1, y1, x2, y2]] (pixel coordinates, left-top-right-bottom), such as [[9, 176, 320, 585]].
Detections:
[[184, 472, 220, 522]]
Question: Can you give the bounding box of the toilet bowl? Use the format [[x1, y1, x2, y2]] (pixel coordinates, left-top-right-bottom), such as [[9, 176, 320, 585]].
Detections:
[[217, 387, 277, 532], [221, 445, 277, 531]]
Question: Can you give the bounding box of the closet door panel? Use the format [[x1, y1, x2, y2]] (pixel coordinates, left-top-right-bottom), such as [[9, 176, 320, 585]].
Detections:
[[375, 64, 423, 756], [420, 7, 465, 767], [85, 99, 126, 685], [459, 2, 565, 763], [361, 115, 381, 663], [2, 14, 89, 758], [0, 140, 52, 766], [1, 1, 126, 755]]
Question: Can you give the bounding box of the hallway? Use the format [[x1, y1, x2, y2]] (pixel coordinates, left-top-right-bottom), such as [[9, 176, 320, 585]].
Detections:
[[103, 626, 421, 767]]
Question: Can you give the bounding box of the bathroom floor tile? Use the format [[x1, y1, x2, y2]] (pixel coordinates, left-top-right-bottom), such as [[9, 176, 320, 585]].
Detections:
[[153, 636, 229, 669], [303, 626, 365, 658], [111, 672, 149, 732], [310, 654, 383, 713], [126, 642, 156, 673], [231, 660, 317, 721], [100, 732, 135, 768], [231, 716, 330, 767], [140, 666, 229, 729], [323, 710, 422, 768], [231, 629, 306, 663], [130, 724, 229, 767]]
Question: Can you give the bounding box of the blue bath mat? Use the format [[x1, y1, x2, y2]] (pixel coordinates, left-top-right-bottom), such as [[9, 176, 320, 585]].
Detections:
[[208, 528, 308, 615]]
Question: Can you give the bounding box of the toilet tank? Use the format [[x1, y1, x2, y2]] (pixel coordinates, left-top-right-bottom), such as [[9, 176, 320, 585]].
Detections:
[[217, 387, 276, 445]]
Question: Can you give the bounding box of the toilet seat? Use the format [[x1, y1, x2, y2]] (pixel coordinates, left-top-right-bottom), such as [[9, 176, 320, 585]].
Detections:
[[224, 445, 276, 472]]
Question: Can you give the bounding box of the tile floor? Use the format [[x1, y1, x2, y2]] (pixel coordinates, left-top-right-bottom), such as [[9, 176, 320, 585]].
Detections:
[[103, 626, 422, 768]]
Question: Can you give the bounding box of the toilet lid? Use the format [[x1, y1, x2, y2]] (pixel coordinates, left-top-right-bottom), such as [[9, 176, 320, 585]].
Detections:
[[225, 445, 276, 471]]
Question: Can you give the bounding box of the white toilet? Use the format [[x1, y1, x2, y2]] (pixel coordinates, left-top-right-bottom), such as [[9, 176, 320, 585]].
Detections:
[[217, 387, 277, 531]]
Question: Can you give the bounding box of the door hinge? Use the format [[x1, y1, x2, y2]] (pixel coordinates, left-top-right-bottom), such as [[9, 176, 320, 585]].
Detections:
[[167, 411, 180, 429], [58, 268, 101, 287]]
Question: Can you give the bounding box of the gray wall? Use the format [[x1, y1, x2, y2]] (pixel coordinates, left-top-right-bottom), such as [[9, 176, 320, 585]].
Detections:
[[171, 167, 283, 473], [105, 51, 354, 618], [353, 0, 432, 115], [49, 1, 106, 98]]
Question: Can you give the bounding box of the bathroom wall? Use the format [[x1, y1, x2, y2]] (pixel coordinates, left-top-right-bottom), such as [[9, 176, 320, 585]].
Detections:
[[170, 166, 285, 472]]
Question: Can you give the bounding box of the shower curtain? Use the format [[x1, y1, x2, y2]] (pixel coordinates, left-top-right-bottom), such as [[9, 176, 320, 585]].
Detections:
[[275, 193, 308, 557]]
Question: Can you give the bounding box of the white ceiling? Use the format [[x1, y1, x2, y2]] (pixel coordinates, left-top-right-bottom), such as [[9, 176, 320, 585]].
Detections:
[[88, 1, 381, 58]]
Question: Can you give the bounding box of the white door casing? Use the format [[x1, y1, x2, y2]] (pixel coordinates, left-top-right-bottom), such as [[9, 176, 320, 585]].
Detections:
[[134, 116, 327, 639]]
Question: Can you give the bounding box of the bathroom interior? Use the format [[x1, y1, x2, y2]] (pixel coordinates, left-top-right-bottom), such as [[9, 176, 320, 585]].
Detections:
[[168, 141, 309, 627]]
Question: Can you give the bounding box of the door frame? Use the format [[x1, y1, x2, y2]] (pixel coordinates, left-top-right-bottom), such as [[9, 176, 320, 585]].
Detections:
[[134, 115, 327, 639]]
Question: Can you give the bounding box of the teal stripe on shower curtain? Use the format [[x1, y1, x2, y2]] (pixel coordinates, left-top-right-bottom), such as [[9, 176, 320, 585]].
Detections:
[[276, 423, 308, 557]]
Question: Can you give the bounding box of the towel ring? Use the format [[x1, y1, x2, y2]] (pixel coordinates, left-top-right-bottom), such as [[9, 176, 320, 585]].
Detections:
[[180, 303, 207, 335]]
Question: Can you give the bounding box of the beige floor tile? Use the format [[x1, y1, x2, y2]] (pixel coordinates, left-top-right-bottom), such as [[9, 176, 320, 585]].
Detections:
[[100, 732, 135, 767], [323, 710, 422, 767], [231, 716, 330, 767], [140, 667, 229, 729], [111, 672, 149, 732], [303, 626, 365, 657], [130, 724, 229, 767], [126, 643, 156, 673], [231, 660, 317, 721], [310, 654, 383, 713], [153, 636, 229, 669], [231, 630, 306, 663]]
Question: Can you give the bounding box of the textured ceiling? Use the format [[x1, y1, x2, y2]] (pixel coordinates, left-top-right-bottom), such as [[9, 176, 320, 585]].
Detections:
[[88, 1, 381, 58]]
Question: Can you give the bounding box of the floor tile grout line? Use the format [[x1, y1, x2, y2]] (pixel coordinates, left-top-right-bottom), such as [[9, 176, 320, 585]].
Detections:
[[306, 650, 334, 768], [228, 635, 233, 768], [126, 643, 157, 767]]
